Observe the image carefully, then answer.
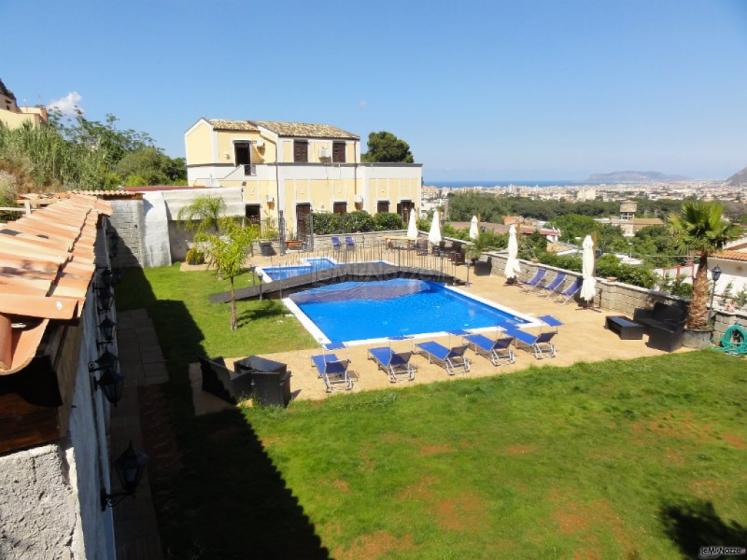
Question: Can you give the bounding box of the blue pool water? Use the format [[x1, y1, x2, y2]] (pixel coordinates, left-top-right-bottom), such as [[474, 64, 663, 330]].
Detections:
[[261, 257, 337, 281], [291, 279, 530, 343]]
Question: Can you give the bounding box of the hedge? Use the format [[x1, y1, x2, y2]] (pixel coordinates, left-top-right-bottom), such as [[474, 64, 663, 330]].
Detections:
[[310, 211, 404, 234]]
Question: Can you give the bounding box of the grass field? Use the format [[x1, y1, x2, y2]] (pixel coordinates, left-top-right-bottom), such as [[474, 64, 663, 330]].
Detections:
[[115, 266, 746, 559]]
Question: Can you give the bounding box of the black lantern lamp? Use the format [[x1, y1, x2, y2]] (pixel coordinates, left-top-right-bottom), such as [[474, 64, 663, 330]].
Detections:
[[89, 350, 118, 373], [101, 442, 149, 510], [97, 287, 113, 313], [97, 317, 117, 346], [712, 265, 722, 283], [93, 367, 125, 405]]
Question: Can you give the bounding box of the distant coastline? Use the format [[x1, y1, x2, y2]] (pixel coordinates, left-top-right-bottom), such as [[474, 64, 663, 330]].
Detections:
[[425, 180, 588, 188]]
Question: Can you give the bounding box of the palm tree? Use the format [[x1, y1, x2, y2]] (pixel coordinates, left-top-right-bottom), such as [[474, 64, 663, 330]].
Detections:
[[177, 195, 225, 236], [669, 201, 740, 330], [200, 219, 259, 330]]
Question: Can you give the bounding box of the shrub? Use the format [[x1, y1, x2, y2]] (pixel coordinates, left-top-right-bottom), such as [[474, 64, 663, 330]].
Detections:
[[185, 247, 205, 265], [340, 211, 375, 233], [373, 212, 404, 231], [310, 212, 340, 235]]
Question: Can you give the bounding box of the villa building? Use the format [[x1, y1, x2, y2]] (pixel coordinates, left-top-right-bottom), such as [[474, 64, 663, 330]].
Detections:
[[0, 78, 48, 129], [596, 201, 664, 237], [184, 118, 422, 238]]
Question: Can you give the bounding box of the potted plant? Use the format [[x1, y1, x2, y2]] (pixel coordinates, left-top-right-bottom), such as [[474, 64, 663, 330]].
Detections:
[[670, 201, 740, 348]]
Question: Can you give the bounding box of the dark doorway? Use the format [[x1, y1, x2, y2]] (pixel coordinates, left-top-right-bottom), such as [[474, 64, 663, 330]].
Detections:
[[377, 200, 390, 213], [296, 203, 311, 240], [332, 141, 346, 163], [396, 200, 414, 223], [245, 204, 260, 225]]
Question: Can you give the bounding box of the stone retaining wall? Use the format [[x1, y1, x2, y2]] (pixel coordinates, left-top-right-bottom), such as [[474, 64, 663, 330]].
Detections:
[[109, 199, 145, 267], [484, 251, 747, 343]]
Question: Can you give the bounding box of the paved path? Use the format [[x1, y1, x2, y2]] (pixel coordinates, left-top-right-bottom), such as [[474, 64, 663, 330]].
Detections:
[[111, 309, 170, 560]]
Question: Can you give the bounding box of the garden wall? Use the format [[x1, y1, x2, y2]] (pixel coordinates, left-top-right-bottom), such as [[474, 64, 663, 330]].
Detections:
[[484, 252, 747, 343]]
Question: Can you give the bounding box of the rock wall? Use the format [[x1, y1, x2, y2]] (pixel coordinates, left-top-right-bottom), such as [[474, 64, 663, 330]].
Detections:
[[109, 199, 145, 268]]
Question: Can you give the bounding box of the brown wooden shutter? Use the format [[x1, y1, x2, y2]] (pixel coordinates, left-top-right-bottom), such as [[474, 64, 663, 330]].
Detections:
[[332, 141, 346, 163], [294, 140, 308, 163]]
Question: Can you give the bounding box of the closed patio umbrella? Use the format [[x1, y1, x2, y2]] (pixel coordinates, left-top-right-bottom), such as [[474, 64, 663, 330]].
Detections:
[[406, 209, 418, 240], [580, 235, 597, 302], [469, 216, 479, 240], [504, 224, 521, 280], [428, 210, 442, 245]]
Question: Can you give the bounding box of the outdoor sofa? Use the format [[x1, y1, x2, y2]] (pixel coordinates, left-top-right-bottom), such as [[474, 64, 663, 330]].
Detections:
[[633, 301, 688, 352]]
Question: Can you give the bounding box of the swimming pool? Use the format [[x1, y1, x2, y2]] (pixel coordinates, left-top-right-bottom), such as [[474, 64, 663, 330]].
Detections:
[[257, 257, 337, 282], [284, 279, 541, 344]]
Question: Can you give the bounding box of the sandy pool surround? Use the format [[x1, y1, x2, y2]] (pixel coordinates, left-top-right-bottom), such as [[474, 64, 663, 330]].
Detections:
[[282, 283, 545, 346]]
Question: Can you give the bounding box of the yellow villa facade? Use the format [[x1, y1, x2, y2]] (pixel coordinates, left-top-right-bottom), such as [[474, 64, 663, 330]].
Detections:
[[0, 79, 48, 129], [184, 118, 422, 237]]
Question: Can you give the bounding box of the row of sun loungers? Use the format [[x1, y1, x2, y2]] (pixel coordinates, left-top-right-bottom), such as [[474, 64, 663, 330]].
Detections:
[[519, 269, 582, 304], [311, 317, 561, 392], [331, 236, 356, 251]]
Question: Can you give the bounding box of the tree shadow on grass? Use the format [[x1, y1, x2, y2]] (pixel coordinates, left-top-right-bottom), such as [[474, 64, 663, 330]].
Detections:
[[236, 300, 289, 328], [116, 267, 329, 559], [660, 500, 747, 559]]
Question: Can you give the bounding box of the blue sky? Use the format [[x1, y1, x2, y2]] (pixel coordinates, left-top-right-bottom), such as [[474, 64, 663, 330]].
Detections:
[[3, 0, 746, 180]]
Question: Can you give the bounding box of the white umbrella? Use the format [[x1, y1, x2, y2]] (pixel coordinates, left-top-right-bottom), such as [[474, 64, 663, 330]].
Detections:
[[428, 210, 442, 245], [469, 215, 479, 240], [580, 235, 597, 302], [504, 224, 521, 279], [406, 209, 418, 240]]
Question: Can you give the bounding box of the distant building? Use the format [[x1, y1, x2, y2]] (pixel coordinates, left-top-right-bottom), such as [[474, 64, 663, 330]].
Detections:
[[619, 201, 637, 221], [0, 78, 48, 129], [184, 118, 422, 238], [595, 201, 664, 237]]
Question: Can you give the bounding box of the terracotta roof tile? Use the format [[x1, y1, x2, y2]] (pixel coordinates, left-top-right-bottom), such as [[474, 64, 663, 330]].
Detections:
[[0, 194, 111, 375], [713, 249, 747, 262], [253, 120, 358, 139]]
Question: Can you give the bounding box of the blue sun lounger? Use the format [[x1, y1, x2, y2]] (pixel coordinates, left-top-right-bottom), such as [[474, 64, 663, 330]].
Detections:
[[367, 347, 415, 382], [345, 236, 355, 250], [538, 315, 563, 330], [505, 328, 557, 359], [464, 334, 515, 366], [311, 353, 352, 392], [519, 268, 546, 291], [415, 341, 470, 375], [535, 272, 566, 297], [555, 277, 581, 304], [331, 236, 342, 251]]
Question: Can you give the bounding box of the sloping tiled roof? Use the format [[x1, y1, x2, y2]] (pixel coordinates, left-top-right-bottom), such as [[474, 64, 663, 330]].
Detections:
[[0, 194, 111, 375], [713, 249, 747, 262], [206, 119, 259, 132], [253, 120, 359, 139], [0, 78, 16, 100]]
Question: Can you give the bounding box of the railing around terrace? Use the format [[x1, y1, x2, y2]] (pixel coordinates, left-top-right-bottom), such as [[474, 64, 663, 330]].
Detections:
[[256, 239, 464, 282]]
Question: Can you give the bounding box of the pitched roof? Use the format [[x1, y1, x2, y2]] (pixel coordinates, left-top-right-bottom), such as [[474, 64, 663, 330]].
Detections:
[[0, 194, 111, 375], [253, 120, 359, 139], [0, 78, 16, 100], [712, 249, 747, 262], [206, 119, 259, 132]]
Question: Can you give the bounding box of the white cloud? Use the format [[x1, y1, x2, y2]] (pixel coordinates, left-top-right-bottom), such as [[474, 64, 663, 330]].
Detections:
[[358, 99, 368, 110], [47, 91, 83, 116]]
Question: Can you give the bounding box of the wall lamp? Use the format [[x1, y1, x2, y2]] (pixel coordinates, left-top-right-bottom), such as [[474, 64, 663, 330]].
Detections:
[[101, 442, 149, 510], [93, 368, 125, 405], [89, 350, 118, 373], [97, 287, 113, 312], [97, 317, 117, 346]]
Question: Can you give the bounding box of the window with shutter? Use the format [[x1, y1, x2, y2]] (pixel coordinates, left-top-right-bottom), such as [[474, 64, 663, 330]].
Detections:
[[333, 202, 347, 214], [293, 140, 309, 163], [332, 141, 346, 163], [377, 201, 390, 213]]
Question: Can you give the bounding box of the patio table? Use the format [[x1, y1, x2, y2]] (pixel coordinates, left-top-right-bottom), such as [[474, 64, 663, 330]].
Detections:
[[605, 316, 645, 340]]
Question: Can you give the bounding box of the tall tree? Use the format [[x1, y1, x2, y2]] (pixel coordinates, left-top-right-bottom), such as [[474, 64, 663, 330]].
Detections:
[[669, 201, 740, 330], [361, 131, 414, 163], [200, 219, 259, 331]]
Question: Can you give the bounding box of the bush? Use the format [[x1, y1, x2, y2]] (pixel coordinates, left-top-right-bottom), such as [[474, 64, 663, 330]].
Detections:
[[185, 247, 205, 265], [310, 212, 340, 235], [311, 211, 376, 234], [537, 253, 582, 272], [373, 212, 404, 231]]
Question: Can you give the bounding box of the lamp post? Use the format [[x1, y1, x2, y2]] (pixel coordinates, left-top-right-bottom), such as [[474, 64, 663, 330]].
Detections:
[[708, 265, 722, 323]]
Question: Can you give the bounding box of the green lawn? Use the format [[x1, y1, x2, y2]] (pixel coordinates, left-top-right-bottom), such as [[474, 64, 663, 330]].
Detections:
[[115, 265, 746, 559]]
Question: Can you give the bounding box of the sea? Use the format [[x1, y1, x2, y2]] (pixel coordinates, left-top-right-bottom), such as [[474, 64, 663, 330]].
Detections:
[[426, 180, 590, 188]]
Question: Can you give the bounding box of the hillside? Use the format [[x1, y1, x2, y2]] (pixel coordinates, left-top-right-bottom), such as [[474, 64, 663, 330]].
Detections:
[[726, 166, 747, 186], [586, 170, 688, 183]]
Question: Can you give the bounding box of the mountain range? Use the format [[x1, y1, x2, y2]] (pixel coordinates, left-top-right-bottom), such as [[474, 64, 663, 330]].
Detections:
[[586, 171, 689, 183], [726, 166, 747, 186]]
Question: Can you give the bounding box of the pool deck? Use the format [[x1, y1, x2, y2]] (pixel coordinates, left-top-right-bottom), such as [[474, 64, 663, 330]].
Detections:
[[212, 248, 686, 403]]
